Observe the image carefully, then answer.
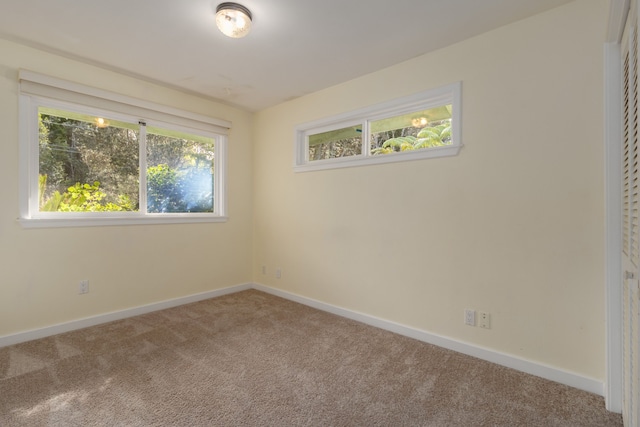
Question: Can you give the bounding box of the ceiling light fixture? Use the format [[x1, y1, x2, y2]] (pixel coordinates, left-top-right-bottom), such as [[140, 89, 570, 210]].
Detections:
[[216, 2, 252, 38]]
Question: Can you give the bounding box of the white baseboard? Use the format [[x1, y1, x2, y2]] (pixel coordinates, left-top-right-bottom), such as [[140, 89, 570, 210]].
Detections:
[[252, 283, 604, 397], [0, 281, 604, 397], [0, 283, 252, 348]]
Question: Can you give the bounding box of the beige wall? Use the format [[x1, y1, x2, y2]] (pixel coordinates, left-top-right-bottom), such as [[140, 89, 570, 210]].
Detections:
[[253, 0, 608, 381], [0, 0, 610, 384], [0, 40, 254, 336]]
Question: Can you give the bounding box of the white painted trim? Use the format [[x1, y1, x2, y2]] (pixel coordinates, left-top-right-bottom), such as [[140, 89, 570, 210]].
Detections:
[[608, 0, 631, 43], [18, 216, 229, 229], [253, 283, 604, 396], [604, 0, 627, 414], [0, 281, 604, 397], [293, 81, 462, 173], [18, 92, 228, 228], [19, 69, 232, 131], [604, 41, 624, 413], [216, 134, 229, 217], [0, 283, 251, 348], [293, 144, 462, 173]]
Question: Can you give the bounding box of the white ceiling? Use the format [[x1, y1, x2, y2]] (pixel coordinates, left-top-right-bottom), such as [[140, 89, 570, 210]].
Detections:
[[0, 0, 575, 112]]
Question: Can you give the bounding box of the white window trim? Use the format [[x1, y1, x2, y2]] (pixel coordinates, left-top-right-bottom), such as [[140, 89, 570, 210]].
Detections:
[[294, 81, 462, 172], [18, 71, 230, 228]]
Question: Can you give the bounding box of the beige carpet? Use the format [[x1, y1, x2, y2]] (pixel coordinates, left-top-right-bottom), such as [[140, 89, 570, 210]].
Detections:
[[0, 290, 623, 426]]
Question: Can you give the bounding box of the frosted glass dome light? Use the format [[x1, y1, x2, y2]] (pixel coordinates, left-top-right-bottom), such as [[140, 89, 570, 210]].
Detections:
[[216, 3, 252, 38]]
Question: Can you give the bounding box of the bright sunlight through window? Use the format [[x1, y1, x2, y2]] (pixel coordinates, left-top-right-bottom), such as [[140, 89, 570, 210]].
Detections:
[[19, 71, 229, 228], [294, 82, 462, 172]]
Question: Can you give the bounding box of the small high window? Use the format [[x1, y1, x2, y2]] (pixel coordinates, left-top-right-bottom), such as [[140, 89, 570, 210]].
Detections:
[[294, 82, 462, 172]]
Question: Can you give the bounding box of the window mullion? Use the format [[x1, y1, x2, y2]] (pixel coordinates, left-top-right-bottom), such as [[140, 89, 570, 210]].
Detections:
[[215, 136, 226, 216], [139, 121, 148, 215], [30, 99, 41, 213], [362, 120, 370, 157], [294, 81, 462, 172], [20, 87, 226, 226]]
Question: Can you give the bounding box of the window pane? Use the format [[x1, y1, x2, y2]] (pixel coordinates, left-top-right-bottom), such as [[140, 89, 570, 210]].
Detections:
[[146, 127, 215, 213], [308, 124, 362, 161], [370, 105, 452, 155], [38, 108, 139, 212]]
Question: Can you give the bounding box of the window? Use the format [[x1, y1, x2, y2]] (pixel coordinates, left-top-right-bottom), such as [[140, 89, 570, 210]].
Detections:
[[19, 71, 230, 228], [294, 82, 462, 172]]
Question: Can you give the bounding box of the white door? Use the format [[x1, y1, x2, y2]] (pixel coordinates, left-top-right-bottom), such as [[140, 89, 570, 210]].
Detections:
[[621, 3, 640, 425]]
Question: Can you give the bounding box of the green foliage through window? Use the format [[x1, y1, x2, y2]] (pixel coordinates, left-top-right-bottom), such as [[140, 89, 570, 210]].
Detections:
[[39, 175, 134, 212], [371, 120, 452, 155], [37, 107, 215, 214], [295, 82, 461, 172]]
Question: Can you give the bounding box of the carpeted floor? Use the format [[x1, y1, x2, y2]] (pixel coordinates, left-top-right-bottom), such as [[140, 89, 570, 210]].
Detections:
[[0, 290, 623, 426]]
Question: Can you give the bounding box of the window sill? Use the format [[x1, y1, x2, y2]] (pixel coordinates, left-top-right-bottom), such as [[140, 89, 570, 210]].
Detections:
[[294, 144, 462, 173], [18, 215, 228, 229]]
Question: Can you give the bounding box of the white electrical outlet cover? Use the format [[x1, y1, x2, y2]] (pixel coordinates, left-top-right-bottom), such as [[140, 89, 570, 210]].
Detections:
[[464, 309, 476, 326]]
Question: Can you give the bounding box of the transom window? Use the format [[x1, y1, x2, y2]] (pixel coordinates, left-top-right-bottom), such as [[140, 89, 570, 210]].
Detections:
[[294, 82, 462, 172], [19, 71, 229, 228]]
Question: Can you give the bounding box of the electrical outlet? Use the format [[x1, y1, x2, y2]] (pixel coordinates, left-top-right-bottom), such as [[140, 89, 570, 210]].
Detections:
[[464, 309, 476, 326], [78, 280, 89, 294], [479, 311, 491, 329], [275, 268, 281, 279]]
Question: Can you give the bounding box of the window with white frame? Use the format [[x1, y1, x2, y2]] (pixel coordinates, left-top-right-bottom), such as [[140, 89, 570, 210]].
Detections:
[[18, 71, 229, 228], [294, 82, 462, 172]]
